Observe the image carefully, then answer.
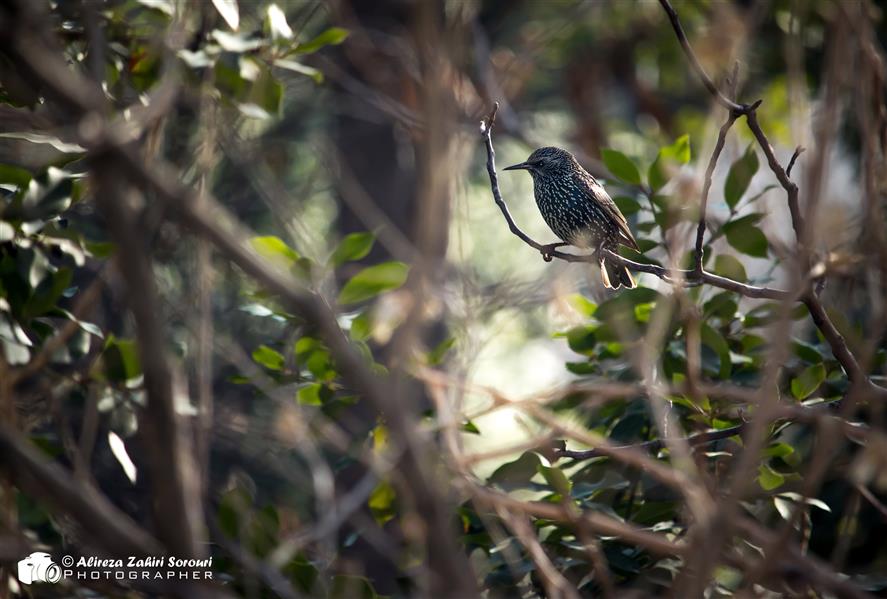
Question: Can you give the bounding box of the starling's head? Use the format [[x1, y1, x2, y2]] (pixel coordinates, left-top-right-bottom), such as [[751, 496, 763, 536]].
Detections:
[[503, 146, 579, 179]]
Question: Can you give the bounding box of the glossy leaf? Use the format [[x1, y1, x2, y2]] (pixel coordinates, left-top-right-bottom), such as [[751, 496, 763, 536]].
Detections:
[[296, 27, 349, 54], [266, 4, 292, 40], [252, 344, 285, 371], [338, 261, 408, 305], [211, 0, 239, 30], [250, 235, 299, 268], [757, 464, 785, 491], [332, 232, 374, 266]]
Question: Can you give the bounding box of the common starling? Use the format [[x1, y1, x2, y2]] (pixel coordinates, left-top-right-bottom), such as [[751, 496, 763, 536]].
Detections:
[[505, 146, 639, 289]]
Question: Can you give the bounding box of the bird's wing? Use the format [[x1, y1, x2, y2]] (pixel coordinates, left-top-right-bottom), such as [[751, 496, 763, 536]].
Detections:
[[580, 172, 640, 251]]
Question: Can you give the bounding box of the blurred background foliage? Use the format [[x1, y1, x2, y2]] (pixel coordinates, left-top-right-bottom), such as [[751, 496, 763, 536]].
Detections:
[[1, 0, 887, 597]]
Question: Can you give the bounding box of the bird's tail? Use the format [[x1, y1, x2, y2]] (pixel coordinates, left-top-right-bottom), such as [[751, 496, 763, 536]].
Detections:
[[600, 255, 636, 289]]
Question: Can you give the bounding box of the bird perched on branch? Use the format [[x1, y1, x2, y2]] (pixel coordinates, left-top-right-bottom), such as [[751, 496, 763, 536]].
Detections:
[[504, 146, 639, 289]]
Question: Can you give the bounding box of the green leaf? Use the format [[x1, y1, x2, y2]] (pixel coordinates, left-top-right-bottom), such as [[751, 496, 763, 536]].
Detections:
[[488, 452, 542, 488], [426, 337, 455, 366], [273, 59, 323, 83], [723, 216, 769, 258], [0, 221, 14, 242], [701, 323, 731, 378], [296, 27, 349, 54], [349, 311, 371, 341], [791, 363, 826, 399], [368, 480, 396, 525], [21, 167, 75, 220], [537, 463, 572, 496], [252, 344, 285, 371], [245, 65, 283, 116], [332, 232, 374, 266], [566, 294, 597, 317], [713, 254, 747, 283], [338, 261, 408, 305], [462, 420, 481, 435], [266, 4, 292, 40], [297, 383, 324, 405], [757, 464, 785, 491], [0, 163, 31, 187], [612, 195, 641, 216], [17, 246, 52, 289], [211, 30, 262, 53], [724, 144, 759, 208], [103, 337, 141, 382], [0, 132, 85, 154], [250, 235, 298, 268], [601, 149, 641, 185], [0, 315, 30, 365], [763, 443, 795, 458], [661, 133, 691, 163], [211, 0, 239, 30], [648, 134, 690, 192]]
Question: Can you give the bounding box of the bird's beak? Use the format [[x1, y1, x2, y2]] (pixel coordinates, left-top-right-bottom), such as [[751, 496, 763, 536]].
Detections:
[[503, 161, 530, 171]]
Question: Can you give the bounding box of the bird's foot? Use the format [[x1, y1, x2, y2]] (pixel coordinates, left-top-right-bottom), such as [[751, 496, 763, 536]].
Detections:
[[540, 242, 567, 262]]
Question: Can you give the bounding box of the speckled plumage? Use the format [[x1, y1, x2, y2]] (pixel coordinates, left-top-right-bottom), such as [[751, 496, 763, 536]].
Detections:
[[505, 147, 639, 289]]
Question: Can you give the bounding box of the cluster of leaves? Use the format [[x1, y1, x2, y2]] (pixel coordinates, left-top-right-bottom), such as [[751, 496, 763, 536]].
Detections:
[[462, 137, 860, 595], [0, 2, 411, 598]]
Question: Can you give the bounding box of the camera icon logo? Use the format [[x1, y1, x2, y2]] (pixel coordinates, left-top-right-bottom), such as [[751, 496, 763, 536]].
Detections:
[[17, 552, 62, 585]]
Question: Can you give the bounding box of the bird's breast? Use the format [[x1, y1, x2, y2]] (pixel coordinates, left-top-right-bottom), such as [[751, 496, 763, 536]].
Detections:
[[533, 177, 615, 247]]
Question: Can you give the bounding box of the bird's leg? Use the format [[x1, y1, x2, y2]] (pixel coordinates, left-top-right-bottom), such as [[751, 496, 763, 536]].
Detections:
[[594, 240, 608, 262], [540, 242, 568, 262]]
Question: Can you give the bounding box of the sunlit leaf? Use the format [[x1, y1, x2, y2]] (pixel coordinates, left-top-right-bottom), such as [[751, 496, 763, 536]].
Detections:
[[266, 4, 292, 40], [273, 59, 324, 83], [211, 0, 239, 30], [295, 27, 349, 54], [648, 134, 690, 192], [250, 235, 299, 268], [0, 221, 14, 242], [332, 232, 375, 266], [368, 480, 396, 525], [0, 132, 85, 154], [538, 463, 572, 495], [338, 261, 408, 305], [297, 383, 324, 405], [108, 431, 137, 483], [212, 30, 261, 53], [758, 464, 785, 491], [252, 344, 285, 371]]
